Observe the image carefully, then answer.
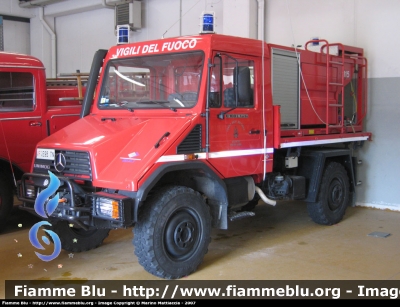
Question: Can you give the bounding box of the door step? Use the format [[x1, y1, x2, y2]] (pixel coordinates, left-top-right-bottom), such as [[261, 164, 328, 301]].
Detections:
[[229, 211, 255, 221]]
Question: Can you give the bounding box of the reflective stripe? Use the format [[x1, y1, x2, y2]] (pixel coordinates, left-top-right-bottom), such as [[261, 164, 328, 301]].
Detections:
[[156, 148, 274, 163], [280, 136, 370, 148], [209, 148, 273, 158], [156, 154, 203, 162]]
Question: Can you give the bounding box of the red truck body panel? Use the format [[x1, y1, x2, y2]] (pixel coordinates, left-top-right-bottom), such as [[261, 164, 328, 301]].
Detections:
[[39, 113, 193, 190], [0, 52, 44, 67], [0, 52, 83, 182]]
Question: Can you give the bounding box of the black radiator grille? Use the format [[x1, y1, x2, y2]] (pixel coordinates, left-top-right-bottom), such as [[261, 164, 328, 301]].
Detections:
[[33, 150, 92, 181], [177, 124, 202, 154]]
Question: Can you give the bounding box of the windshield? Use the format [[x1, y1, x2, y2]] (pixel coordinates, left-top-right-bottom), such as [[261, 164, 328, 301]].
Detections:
[[98, 51, 204, 110]]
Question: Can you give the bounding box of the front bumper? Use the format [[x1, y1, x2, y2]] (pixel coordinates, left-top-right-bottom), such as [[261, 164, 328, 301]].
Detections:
[[17, 172, 134, 230]]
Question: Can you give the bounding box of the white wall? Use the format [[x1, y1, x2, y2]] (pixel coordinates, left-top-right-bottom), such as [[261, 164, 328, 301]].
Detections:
[[5, 0, 398, 78], [266, 1, 356, 49], [352, 0, 400, 210], [0, 1, 33, 18], [222, 0, 257, 38], [355, 0, 400, 79], [55, 8, 116, 74], [3, 19, 30, 54], [30, 12, 55, 75], [1, 0, 399, 210], [265, 0, 400, 79], [27, 0, 223, 75], [53, 0, 224, 74], [0, 1, 33, 54]]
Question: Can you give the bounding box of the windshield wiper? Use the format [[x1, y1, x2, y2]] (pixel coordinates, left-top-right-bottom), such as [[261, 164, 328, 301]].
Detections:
[[106, 101, 134, 112], [173, 98, 184, 107], [136, 100, 177, 112]]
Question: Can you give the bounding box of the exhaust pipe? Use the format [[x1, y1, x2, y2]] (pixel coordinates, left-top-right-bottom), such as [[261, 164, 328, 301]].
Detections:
[[255, 186, 276, 206]]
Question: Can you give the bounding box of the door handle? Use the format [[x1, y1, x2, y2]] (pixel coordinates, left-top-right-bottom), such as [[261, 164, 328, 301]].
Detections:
[[29, 121, 42, 127], [249, 129, 260, 134]]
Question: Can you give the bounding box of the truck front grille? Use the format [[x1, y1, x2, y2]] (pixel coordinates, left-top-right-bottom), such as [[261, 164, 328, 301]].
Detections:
[[33, 150, 92, 181]]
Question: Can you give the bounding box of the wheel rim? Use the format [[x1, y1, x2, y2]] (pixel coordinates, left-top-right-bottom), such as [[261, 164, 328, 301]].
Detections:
[[163, 207, 202, 261], [328, 178, 344, 211]]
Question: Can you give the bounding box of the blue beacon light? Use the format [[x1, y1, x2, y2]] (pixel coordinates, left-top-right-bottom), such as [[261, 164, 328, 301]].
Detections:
[[200, 12, 215, 34], [117, 25, 130, 44]]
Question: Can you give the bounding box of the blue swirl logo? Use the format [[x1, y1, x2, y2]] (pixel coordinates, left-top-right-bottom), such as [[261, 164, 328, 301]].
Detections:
[[28, 171, 62, 261]]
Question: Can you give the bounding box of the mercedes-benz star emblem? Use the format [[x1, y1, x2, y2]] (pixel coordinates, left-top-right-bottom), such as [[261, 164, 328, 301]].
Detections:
[[54, 153, 66, 172]]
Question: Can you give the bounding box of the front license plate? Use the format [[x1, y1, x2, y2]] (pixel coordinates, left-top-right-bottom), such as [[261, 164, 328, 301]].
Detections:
[[37, 148, 55, 160]]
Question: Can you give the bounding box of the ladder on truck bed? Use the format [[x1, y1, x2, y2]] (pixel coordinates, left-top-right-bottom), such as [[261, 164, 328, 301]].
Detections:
[[305, 39, 368, 135], [46, 71, 90, 102]]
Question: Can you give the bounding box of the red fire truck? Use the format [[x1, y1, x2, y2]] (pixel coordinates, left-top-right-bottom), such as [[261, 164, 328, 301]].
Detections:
[[18, 33, 372, 279], [0, 52, 86, 231]]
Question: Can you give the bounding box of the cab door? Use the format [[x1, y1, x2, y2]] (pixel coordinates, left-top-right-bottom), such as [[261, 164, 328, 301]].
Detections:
[[0, 70, 45, 172], [207, 53, 263, 178]]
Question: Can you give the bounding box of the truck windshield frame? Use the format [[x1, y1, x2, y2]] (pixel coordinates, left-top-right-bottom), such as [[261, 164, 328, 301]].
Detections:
[[98, 51, 204, 110]]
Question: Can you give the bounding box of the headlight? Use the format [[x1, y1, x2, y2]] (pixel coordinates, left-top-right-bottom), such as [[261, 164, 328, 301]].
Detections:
[[93, 192, 133, 223], [25, 184, 36, 198], [95, 197, 120, 220]]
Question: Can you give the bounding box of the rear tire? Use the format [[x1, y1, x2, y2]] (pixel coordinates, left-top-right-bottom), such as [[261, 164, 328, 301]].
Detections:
[[133, 185, 211, 279], [0, 175, 14, 232], [48, 220, 110, 252], [307, 161, 350, 225]]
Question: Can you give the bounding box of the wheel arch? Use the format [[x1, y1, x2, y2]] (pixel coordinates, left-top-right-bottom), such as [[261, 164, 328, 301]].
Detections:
[[135, 161, 229, 229], [0, 158, 24, 186], [133, 185, 212, 279], [0, 158, 21, 230], [297, 147, 356, 204]]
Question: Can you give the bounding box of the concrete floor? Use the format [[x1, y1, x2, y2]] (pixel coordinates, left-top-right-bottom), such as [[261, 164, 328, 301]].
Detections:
[[1, 197, 400, 299]]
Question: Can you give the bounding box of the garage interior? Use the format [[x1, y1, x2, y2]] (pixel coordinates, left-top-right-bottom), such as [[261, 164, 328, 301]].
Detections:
[[1, 0, 400, 297]]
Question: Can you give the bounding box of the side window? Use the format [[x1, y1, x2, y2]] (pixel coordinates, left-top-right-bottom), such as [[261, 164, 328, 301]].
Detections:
[[223, 58, 254, 108], [209, 56, 222, 108], [0, 72, 35, 112], [209, 55, 254, 108]]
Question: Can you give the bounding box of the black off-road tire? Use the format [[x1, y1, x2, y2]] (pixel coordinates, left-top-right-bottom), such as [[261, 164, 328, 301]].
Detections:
[[307, 161, 350, 225], [48, 220, 110, 252], [0, 175, 14, 232], [133, 185, 211, 279]]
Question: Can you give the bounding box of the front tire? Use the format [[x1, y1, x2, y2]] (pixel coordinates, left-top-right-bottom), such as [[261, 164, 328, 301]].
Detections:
[[48, 220, 110, 252], [133, 185, 211, 279], [307, 161, 350, 225]]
